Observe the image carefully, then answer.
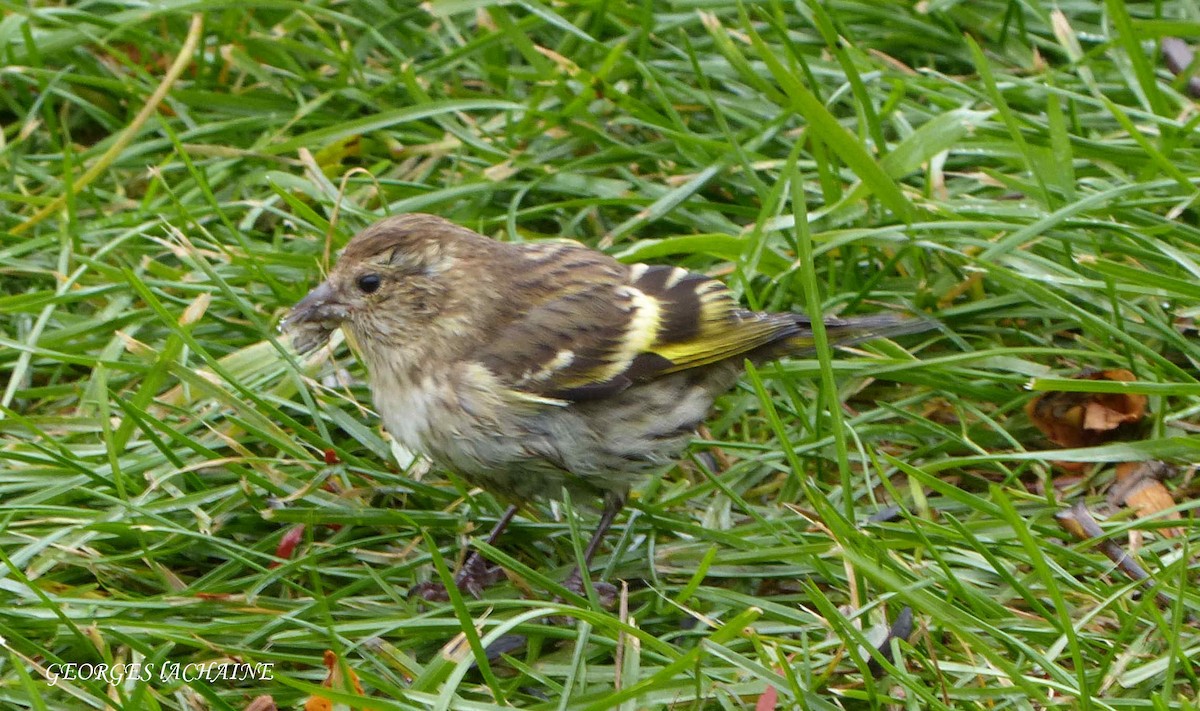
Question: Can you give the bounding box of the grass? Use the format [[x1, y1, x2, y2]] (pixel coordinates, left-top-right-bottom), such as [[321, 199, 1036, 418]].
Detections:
[[3, 1, 1200, 708]]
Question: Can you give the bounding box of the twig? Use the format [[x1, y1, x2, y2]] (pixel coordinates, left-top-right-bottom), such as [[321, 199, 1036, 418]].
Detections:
[[1054, 502, 1189, 619]]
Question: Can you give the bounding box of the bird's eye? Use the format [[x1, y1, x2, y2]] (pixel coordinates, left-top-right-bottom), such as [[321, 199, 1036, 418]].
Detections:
[[357, 273, 382, 294]]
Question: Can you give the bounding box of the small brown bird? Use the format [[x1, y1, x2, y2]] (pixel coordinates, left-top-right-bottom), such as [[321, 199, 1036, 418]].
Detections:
[[284, 213, 931, 599]]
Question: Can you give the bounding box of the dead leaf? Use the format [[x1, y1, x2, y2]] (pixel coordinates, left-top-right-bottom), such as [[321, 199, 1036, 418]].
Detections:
[[1110, 461, 1183, 538], [305, 650, 371, 711], [194, 592, 234, 601], [1026, 369, 1148, 448]]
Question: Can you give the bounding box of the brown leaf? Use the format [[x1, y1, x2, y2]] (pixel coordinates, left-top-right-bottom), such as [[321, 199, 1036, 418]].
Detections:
[[305, 650, 371, 711], [1026, 369, 1147, 448], [1110, 461, 1183, 538]]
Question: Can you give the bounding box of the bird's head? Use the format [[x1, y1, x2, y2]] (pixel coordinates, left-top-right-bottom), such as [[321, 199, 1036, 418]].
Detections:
[[282, 213, 493, 356]]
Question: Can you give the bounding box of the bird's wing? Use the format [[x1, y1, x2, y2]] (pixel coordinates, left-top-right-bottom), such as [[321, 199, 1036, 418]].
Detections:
[[475, 257, 799, 402]]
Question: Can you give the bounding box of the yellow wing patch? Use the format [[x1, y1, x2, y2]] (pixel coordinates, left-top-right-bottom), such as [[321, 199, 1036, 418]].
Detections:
[[476, 256, 801, 402], [630, 266, 797, 374]]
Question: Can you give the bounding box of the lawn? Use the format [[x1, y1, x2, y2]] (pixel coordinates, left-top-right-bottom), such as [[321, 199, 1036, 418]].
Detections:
[[4, 1, 1200, 709]]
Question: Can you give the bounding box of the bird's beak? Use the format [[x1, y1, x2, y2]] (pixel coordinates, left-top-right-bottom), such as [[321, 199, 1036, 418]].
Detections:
[[281, 281, 348, 354]]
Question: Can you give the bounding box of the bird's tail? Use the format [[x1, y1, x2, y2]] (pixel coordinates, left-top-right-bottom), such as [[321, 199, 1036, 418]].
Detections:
[[787, 312, 939, 354]]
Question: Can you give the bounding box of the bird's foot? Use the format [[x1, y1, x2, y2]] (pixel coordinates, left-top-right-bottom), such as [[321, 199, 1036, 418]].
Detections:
[[561, 569, 619, 608], [408, 552, 507, 601]]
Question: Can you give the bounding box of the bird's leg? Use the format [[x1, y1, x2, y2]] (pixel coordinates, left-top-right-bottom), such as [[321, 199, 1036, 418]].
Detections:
[[454, 503, 519, 594], [562, 494, 623, 605], [409, 504, 519, 601]]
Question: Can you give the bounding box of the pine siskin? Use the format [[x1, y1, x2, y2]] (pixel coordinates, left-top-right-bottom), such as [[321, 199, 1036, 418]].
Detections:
[[284, 213, 933, 600]]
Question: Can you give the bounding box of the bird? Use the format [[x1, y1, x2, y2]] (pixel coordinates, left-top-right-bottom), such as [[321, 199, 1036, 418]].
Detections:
[[283, 213, 933, 600]]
